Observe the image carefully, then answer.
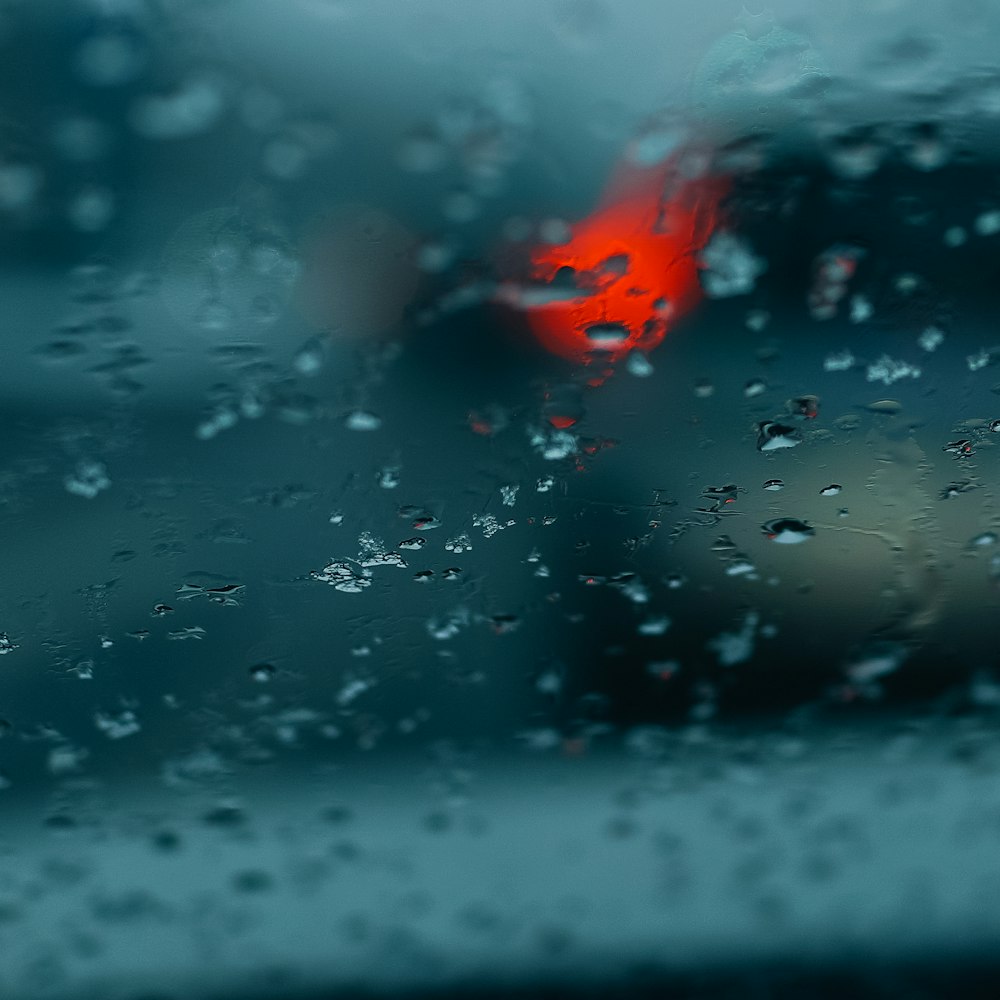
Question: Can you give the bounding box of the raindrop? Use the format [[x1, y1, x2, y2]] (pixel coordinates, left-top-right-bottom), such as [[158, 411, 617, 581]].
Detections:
[[846, 640, 907, 684], [344, 410, 382, 431], [94, 710, 141, 740], [867, 355, 921, 385], [866, 399, 903, 415], [377, 466, 401, 489], [412, 514, 441, 531], [638, 616, 671, 636], [293, 337, 326, 376], [788, 395, 820, 420], [445, 533, 472, 553], [943, 226, 967, 247], [763, 479, 784, 491], [698, 232, 766, 298], [943, 439, 974, 457], [625, 351, 654, 377], [712, 535, 737, 553], [65, 461, 111, 499], [584, 323, 629, 348], [918, 326, 945, 352], [975, 210, 1000, 236], [819, 484, 842, 496], [311, 561, 373, 593], [762, 518, 814, 543], [970, 532, 998, 548], [756, 421, 801, 452], [824, 350, 856, 372]]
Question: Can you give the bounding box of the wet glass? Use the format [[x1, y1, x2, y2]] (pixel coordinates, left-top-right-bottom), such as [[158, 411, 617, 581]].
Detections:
[[3, 2, 1000, 998]]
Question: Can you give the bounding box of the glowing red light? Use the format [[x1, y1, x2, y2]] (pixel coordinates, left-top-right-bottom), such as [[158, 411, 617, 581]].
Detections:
[[519, 160, 728, 362]]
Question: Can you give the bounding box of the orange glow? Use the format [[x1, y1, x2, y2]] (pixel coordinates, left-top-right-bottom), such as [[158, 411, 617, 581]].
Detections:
[[520, 160, 728, 362]]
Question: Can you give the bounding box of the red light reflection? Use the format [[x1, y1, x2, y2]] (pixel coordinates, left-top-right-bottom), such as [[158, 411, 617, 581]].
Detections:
[[518, 159, 728, 362]]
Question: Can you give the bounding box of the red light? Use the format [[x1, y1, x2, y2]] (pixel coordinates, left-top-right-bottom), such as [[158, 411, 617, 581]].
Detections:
[[517, 160, 728, 362]]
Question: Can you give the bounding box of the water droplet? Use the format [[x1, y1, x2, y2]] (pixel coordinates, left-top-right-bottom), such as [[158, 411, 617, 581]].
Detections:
[[311, 561, 373, 593], [638, 616, 671, 636], [846, 640, 907, 683], [824, 350, 856, 372], [344, 410, 382, 431], [866, 399, 903, 415], [867, 355, 921, 385], [625, 351, 654, 377], [943, 439, 974, 457], [756, 422, 801, 452], [445, 533, 472, 553], [975, 210, 1000, 236], [293, 337, 326, 376], [94, 709, 141, 739], [943, 225, 967, 247], [849, 294, 874, 324], [918, 326, 945, 352], [699, 232, 766, 298], [819, 484, 842, 496], [583, 322, 630, 349], [249, 663, 276, 683], [377, 466, 401, 489], [762, 518, 814, 543], [65, 461, 111, 499], [763, 479, 784, 491]]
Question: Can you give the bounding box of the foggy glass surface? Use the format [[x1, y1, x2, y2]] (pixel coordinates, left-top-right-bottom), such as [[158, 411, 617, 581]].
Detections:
[[2, 2, 1000, 998]]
